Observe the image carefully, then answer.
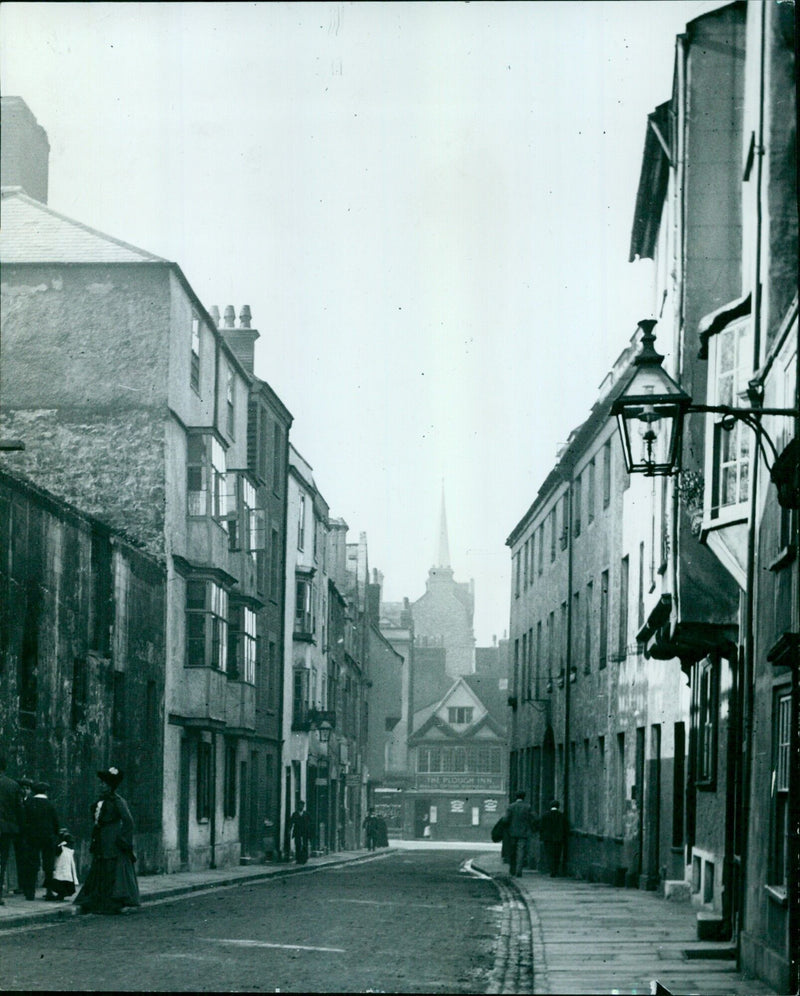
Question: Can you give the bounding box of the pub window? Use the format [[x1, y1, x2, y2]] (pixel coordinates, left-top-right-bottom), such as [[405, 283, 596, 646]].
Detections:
[[523, 538, 529, 588], [588, 459, 596, 524], [574, 474, 582, 537], [550, 508, 556, 562], [603, 440, 612, 508], [197, 741, 212, 821], [513, 638, 519, 699], [418, 748, 429, 773]]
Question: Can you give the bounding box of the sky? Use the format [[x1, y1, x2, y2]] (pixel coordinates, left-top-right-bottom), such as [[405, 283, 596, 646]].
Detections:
[[1, 1, 725, 644]]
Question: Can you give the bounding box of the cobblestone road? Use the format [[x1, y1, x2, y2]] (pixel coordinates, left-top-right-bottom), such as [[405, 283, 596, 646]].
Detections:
[[0, 850, 510, 993]]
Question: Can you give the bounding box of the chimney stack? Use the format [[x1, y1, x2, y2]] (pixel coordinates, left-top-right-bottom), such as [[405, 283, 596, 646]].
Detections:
[[0, 97, 50, 203], [217, 304, 259, 375]]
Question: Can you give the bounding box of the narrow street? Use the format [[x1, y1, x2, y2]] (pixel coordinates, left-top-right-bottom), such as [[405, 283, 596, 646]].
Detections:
[[0, 851, 501, 993]]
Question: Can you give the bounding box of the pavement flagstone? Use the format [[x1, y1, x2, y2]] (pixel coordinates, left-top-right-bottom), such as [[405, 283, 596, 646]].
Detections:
[[473, 852, 780, 996]]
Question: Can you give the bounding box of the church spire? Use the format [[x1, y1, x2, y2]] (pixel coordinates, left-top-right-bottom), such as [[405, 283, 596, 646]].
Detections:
[[436, 482, 451, 569]]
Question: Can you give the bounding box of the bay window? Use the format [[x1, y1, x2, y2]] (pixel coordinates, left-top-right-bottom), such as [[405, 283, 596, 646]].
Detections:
[[187, 433, 229, 530], [707, 319, 753, 517], [186, 579, 228, 671]]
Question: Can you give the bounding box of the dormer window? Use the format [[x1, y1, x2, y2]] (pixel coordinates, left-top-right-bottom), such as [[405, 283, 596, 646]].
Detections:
[[448, 706, 473, 725]]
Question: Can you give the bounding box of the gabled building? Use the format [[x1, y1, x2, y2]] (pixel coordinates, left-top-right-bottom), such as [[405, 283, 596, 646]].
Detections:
[[407, 660, 507, 842]]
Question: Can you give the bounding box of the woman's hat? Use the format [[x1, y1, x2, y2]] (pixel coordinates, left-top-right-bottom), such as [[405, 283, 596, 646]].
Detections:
[[97, 766, 123, 789]]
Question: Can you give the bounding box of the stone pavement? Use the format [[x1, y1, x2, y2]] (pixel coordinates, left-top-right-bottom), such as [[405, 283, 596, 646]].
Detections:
[[0, 848, 387, 932], [473, 852, 780, 996]]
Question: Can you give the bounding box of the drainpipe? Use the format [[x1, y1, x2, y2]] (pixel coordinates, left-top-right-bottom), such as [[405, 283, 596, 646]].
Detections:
[[210, 733, 217, 869], [738, 0, 767, 960], [563, 474, 574, 870]]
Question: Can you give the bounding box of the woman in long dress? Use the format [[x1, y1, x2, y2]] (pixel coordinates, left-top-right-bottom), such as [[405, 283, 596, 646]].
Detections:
[[75, 767, 140, 914]]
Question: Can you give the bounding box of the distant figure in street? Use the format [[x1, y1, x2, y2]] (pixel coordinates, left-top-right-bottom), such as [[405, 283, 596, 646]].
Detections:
[[540, 799, 568, 877], [374, 813, 389, 848], [363, 809, 379, 851], [289, 801, 310, 865], [75, 767, 140, 914], [18, 781, 60, 900], [505, 791, 536, 877], [0, 756, 23, 905], [51, 828, 79, 901]]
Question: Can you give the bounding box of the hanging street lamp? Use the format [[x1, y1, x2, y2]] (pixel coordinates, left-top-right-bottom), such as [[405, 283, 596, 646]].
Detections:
[[611, 319, 800, 508]]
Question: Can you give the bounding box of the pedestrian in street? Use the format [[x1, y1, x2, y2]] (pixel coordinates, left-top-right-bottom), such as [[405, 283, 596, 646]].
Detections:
[[0, 755, 23, 905], [51, 828, 79, 901], [18, 781, 60, 900], [374, 813, 389, 848], [75, 767, 140, 914], [505, 791, 536, 877], [289, 801, 310, 865], [363, 808, 378, 851], [539, 799, 568, 877]]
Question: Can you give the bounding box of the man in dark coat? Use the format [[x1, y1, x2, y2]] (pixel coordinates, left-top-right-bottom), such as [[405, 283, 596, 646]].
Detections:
[[0, 756, 22, 905], [363, 809, 379, 851], [540, 799, 568, 877], [289, 801, 310, 864], [505, 791, 536, 877], [19, 781, 60, 900]]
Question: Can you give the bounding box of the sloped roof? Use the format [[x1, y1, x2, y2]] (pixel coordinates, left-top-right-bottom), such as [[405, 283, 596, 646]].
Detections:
[[0, 187, 167, 264]]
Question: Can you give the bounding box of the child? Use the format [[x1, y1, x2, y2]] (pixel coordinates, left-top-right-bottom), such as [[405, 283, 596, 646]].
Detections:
[[49, 828, 79, 901]]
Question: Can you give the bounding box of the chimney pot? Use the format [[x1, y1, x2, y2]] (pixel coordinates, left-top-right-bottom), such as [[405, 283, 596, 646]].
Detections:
[[223, 305, 236, 329], [210, 305, 220, 326], [239, 305, 252, 329]]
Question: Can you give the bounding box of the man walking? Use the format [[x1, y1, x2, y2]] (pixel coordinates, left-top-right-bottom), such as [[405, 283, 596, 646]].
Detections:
[[0, 756, 22, 905], [505, 791, 535, 877], [289, 801, 310, 865], [363, 808, 378, 851], [19, 781, 59, 900], [540, 799, 568, 877]]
